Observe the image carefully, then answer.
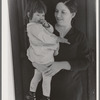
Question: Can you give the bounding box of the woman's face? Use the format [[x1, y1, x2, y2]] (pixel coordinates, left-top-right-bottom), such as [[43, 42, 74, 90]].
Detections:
[[55, 2, 75, 27]]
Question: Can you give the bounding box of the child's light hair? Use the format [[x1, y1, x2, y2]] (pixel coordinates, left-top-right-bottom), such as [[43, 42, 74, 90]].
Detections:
[[25, 0, 47, 20]]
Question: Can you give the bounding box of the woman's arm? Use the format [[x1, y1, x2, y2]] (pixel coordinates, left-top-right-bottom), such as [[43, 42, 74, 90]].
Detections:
[[43, 61, 71, 77], [43, 32, 91, 76], [68, 33, 90, 71]]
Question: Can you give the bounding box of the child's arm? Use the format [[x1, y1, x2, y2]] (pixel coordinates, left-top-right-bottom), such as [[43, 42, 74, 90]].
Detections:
[[27, 23, 70, 46], [27, 24, 45, 46], [39, 20, 54, 33], [45, 23, 54, 33], [28, 34, 45, 46], [57, 37, 70, 44], [54, 46, 59, 56], [39, 21, 70, 44]]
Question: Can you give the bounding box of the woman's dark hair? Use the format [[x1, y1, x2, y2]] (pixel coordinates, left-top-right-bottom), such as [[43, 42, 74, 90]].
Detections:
[[59, 0, 78, 13], [25, 0, 47, 20]]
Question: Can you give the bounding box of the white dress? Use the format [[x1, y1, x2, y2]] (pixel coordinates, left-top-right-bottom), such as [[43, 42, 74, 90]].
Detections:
[[27, 22, 59, 65]]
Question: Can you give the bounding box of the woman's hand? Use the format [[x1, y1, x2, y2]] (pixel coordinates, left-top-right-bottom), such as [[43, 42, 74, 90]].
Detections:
[[43, 61, 71, 77], [32, 63, 48, 73]]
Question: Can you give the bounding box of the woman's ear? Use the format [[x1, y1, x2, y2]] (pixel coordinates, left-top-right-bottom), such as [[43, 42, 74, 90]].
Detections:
[[72, 12, 76, 18]]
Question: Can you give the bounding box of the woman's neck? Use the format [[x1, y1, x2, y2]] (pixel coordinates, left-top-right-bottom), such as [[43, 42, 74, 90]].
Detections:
[[55, 24, 72, 37]]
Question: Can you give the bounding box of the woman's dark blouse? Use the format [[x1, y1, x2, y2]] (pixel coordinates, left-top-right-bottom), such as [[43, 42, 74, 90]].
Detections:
[[50, 27, 90, 100]]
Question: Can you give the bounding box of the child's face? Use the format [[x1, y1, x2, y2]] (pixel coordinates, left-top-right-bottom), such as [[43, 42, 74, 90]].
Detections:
[[31, 11, 45, 23]]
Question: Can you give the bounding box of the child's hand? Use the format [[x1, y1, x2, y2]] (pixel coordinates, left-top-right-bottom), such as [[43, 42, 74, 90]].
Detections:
[[57, 37, 70, 44], [39, 19, 50, 28], [54, 50, 59, 56]]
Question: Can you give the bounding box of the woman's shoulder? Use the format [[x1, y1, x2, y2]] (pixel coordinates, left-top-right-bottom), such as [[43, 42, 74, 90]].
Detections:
[[73, 27, 87, 43], [73, 27, 86, 38], [73, 27, 84, 34]]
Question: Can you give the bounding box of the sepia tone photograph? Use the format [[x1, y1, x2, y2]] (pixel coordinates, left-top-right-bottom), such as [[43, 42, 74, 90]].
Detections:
[[2, 0, 98, 100]]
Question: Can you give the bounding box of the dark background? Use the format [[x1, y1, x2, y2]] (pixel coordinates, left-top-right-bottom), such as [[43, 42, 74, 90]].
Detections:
[[8, 0, 96, 100]]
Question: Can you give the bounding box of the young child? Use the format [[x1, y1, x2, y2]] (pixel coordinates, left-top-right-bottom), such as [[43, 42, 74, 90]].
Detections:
[[25, 0, 70, 100]]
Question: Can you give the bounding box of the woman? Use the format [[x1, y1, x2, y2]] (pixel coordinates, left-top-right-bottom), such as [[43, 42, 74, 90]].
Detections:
[[36, 0, 90, 100]]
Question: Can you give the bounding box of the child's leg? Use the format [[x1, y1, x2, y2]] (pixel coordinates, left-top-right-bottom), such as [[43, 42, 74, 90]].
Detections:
[[25, 69, 42, 100], [30, 69, 42, 92], [42, 73, 52, 97]]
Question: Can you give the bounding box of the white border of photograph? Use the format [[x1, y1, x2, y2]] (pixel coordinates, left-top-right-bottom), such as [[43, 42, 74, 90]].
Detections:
[[1, 0, 99, 100], [2, 0, 15, 100], [96, 0, 99, 100]]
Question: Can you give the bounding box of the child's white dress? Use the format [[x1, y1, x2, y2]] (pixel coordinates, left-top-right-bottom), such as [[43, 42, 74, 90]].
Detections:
[[27, 22, 59, 97], [27, 22, 59, 65]]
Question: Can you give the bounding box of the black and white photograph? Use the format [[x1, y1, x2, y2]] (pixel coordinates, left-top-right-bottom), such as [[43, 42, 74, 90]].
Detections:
[[2, 0, 99, 100]]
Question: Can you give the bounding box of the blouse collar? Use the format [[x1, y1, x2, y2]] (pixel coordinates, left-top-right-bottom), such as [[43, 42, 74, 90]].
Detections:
[[54, 27, 74, 38]]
